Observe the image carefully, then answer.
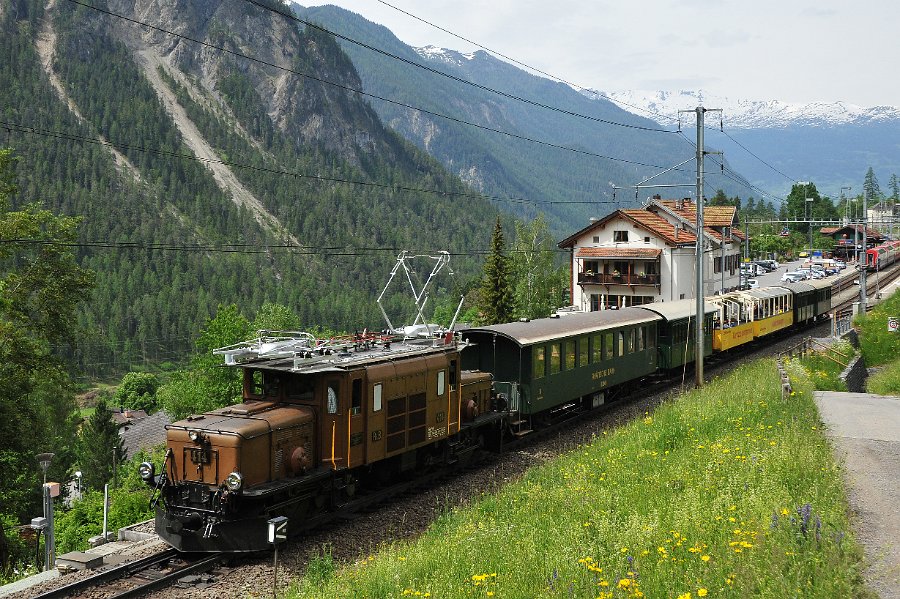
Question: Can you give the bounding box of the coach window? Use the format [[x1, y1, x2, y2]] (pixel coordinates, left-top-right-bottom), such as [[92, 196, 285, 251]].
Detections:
[[591, 334, 602, 363], [533, 346, 546, 379], [637, 327, 645, 352], [617, 332, 625, 356], [437, 370, 446, 397], [550, 343, 561, 375], [565, 340, 575, 370], [351, 379, 362, 415], [373, 383, 383, 412], [604, 332, 613, 360], [627, 329, 635, 353], [578, 337, 589, 367]]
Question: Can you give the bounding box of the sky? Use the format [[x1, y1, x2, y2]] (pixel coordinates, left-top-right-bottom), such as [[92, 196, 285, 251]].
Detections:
[[301, 0, 898, 108]]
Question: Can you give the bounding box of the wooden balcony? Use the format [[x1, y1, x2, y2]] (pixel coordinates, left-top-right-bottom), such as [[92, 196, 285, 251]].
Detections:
[[578, 272, 660, 286]]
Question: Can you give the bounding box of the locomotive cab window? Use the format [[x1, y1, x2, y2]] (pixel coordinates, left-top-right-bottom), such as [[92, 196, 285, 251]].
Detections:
[[449, 359, 458, 391], [327, 382, 339, 414], [373, 383, 383, 412], [351, 379, 362, 415], [246, 369, 265, 398], [437, 370, 446, 397]]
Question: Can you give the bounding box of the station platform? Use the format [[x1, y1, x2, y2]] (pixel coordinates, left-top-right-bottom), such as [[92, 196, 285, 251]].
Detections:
[[814, 391, 900, 598]]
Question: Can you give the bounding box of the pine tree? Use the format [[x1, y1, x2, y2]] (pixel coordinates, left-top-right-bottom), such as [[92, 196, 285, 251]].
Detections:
[[478, 217, 514, 325], [889, 174, 899, 200], [77, 399, 126, 491], [863, 167, 882, 200]]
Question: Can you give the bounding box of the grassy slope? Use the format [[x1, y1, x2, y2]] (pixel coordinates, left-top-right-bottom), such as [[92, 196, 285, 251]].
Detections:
[[287, 359, 871, 598]]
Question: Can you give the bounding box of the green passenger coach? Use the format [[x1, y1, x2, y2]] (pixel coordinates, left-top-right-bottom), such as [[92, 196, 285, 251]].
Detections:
[[636, 299, 716, 371], [460, 309, 660, 420]]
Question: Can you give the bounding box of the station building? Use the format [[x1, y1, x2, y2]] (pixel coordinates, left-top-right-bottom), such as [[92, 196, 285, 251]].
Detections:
[[558, 198, 745, 311]]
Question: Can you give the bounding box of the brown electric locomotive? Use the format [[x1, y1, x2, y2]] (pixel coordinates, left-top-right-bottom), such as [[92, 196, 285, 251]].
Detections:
[[140, 331, 497, 552]]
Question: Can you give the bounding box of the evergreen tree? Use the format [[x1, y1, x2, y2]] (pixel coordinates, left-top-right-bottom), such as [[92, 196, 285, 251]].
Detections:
[[889, 174, 899, 200], [77, 399, 126, 491], [478, 217, 514, 325], [863, 167, 882, 200]]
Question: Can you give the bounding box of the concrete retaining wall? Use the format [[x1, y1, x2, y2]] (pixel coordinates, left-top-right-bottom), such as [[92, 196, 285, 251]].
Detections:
[[841, 354, 868, 393]]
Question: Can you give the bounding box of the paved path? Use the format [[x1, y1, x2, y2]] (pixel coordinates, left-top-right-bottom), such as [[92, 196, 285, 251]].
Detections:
[[814, 391, 900, 598]]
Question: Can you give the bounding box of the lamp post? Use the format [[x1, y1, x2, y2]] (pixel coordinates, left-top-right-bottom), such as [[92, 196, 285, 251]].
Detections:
[[74, 471, 82, 497], [797, 182, 812, 254], [841, 186, 852, 224], [35, 453, 57, 571]]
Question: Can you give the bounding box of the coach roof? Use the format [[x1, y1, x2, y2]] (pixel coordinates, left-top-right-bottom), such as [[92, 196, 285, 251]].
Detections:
[[462, 308, 659, 347]]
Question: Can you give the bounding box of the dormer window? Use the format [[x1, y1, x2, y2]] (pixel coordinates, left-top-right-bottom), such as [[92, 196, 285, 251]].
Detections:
[[614, 231, 629, 242]]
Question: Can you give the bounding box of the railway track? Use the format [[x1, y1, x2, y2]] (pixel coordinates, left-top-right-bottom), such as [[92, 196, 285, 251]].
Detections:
[[31, 550, 221, 599]]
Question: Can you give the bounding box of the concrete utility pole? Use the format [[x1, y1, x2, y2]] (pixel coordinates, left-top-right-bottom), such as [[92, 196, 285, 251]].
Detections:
[[680, 105, 721, 388], [860, 190, 868, 311]]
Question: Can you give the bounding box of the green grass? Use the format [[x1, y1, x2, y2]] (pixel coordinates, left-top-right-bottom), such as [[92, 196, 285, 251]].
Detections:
[[286, 360, 871, 599], [787, 339, 854, 392], [855, 288, 900, 366], [866, 358, 900, 395]]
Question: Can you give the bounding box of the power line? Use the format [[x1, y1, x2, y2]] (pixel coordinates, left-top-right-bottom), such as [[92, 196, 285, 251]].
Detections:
[[240, 0, 677, 134], [2, 237, 572, 257], [2, 120, 626, 206], [368, 0, 682, 127], [60, 1, 681, 176]]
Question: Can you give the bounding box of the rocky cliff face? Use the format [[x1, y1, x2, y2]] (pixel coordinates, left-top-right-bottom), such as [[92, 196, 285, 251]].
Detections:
[[104, 0, 394, 164]]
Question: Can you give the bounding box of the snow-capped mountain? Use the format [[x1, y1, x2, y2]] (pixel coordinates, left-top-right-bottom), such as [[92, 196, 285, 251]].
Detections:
[[414, 45, 479, 66], [585, 89, 900, 129]]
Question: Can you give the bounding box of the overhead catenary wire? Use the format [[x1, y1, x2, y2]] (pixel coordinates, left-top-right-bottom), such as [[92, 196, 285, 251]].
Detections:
[[339, 0, 804, 199], [1, 120, 628, 206], [238, 0, 677, 134], [58, 1, 691, 178]]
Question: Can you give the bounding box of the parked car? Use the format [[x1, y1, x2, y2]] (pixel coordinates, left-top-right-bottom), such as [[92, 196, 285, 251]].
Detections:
[[781, 271, 806, 283], [746, 278, 759, 289]]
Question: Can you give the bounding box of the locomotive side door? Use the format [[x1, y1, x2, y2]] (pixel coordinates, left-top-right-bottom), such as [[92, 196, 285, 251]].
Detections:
[[321, 377, 347, 470], [348, 373, 366, 468]]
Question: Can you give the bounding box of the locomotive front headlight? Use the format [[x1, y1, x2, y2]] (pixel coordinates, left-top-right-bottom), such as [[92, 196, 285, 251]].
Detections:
[[138, 461, 155, 481], [225, 471, 243, 492]]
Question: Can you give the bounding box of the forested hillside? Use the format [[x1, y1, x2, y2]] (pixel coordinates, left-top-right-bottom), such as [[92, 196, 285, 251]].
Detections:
[[295, 4, 749, 235], [1, 0, 499, 375]]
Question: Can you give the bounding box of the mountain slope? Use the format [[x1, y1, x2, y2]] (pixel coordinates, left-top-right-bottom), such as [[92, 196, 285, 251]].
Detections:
[[294, 4, 750, 235], [2, 0, 496, 373]]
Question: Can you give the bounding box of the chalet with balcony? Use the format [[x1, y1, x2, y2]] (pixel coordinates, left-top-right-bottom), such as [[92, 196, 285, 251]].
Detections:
[[558, 198, 745, 311]]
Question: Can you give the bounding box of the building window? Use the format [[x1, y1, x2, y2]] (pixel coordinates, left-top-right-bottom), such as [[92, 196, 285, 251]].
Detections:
[[592, 235, 600, 243], [614, 231, 629, 242], [590, 294, 602, 311], [644, 236, 651, 243]]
